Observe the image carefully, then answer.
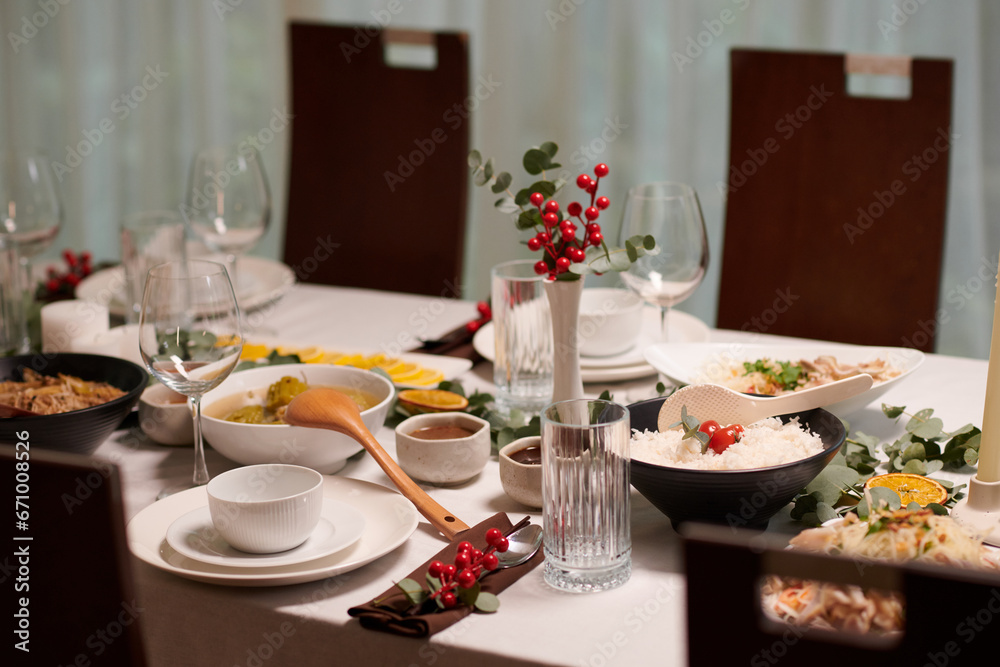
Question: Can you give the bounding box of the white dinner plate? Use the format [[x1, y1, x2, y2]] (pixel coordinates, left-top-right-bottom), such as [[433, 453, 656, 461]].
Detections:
[[643, 342, 925, 415], [127, 476, 418, 586], [76, 255, 296, 316], [165, 497, 366, 568], [472, 307, 710, 383], [243, 336, 473, 389]]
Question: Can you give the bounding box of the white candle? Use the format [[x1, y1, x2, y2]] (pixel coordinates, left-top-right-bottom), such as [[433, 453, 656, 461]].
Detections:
[[40, 300, 110, 354], [979, 251, 1000, 483]]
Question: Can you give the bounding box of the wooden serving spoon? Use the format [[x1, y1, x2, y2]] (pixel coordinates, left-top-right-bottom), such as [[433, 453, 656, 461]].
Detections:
[[284, 387, 471, 541]]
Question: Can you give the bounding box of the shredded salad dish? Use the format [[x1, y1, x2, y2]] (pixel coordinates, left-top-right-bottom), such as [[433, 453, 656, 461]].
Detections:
[[761, 509, 1000, 634]]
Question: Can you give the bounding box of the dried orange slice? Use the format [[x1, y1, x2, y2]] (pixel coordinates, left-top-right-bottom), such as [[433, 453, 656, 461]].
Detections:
[[864, 473, 948, 506], [397, 389, 468, 413]]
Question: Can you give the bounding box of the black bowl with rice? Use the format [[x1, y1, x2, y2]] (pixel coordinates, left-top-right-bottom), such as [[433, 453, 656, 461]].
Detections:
[[0, 353, 147, 455], [627, 396, 846, 529]]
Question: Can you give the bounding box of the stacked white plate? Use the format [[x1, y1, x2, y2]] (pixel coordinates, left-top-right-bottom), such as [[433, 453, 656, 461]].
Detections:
[[473, 307, 711, 383]]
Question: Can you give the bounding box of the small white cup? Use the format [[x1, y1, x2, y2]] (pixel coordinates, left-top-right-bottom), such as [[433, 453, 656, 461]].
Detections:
[[395, 413, 491, 486], [577, 288, 644, 357], [206, 464, 324, 553]]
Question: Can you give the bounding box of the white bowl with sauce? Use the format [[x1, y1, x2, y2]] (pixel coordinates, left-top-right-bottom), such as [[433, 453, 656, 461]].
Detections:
[[498, 436, 543, 509], [138, 382, 194, 446], [200, 364, 394, 474], [394, 413, 491, 486]]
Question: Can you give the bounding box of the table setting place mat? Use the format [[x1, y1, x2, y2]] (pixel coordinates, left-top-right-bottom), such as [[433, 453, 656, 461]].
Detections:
[[348, 512, 542, 637]]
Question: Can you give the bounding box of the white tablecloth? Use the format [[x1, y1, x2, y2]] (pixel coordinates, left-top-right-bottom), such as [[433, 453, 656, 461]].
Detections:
[[99, 284, 989, 667]]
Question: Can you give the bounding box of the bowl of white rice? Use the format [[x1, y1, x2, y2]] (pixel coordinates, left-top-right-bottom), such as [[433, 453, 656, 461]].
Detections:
[[627, 396, 845, 528]]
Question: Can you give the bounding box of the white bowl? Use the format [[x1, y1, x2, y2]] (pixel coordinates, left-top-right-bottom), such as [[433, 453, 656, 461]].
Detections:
[[207, 464, 324, 553], [138, 383, 193, 446], [201, 364, 394, 474], [395, 413, 491, 486], [643, 342, 926, 415], [499, 436, 543, 509], [578, 288, 644, 357]]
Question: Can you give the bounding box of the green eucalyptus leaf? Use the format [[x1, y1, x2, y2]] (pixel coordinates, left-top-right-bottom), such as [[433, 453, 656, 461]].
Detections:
[[804, 464, 860, 505], [539, 141, 558, 158], [908, 417, 943, 440], [926, 502, 949, 515], [901, 458, 926, 475], [491, 171, 512, 194], [905, 501, 923, 512], [964, 448, 979, 466], [474, 168, 490, 187], [495, 197, 520, 214], [643, 234, 657, 251], [851, 432, 881, 458], [882, 404, 905, 419], [901, 442, 926, 462], [528, 180, 557, 198], [517, 210, 543, 231], [924, 459, 944, 476], [395, 578, 427, 605], [551, 177, 567, 193], [474, 591, 500, 613], [523, 149, 554, 175], [483, 158, 494, 181], [456, 581, 481, 607], [814, 502, 838, 524], [467, 150, 482, 168], [514, 188, 533, 206], [497, 427, 517, 448]]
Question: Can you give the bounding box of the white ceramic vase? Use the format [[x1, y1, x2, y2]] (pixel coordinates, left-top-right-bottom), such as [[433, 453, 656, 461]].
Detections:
[[544, 278, 585, 403]]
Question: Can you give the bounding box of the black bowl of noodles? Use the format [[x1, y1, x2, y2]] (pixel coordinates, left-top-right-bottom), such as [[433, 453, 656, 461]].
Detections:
[[0, 353, 148, 455], [627, 396, 846, 529]]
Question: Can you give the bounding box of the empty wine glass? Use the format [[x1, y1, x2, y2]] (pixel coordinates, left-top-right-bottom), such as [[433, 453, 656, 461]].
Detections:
[[138, 260, 243, 499], [183, 144, 271, 296], [0, 151, 62, 353], [618, 182, 709, 342]]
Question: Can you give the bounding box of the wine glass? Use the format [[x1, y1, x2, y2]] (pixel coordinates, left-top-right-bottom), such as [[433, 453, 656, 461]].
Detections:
[[183, 144, 271, 297], [138, 259, 243, 499], [0, 151, 62, 353], [618, 182, 709, 342]]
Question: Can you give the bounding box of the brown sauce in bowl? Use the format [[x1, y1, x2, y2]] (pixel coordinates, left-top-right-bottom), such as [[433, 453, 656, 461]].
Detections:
[[409, 425, 475, 440], [509, 445, 541, 465]]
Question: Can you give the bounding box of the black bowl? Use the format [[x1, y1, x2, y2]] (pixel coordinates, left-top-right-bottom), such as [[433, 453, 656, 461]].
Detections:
[[0, 353, 147, 455], [628, 396, 846, 529]]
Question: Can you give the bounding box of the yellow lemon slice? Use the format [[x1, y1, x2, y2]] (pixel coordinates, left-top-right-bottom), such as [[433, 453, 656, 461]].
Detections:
[[295, 346, 325, 363], [405, 368, 445, 386], [397, 389, 468, 413], [240, 343, 270, 360], [351, 353, 386, 370], [864, 473, 948, 506], [334, 353, 364, 366], [321, 352, 344, 363], [376, 358, 406, 373], [387, 362, 420, 381]]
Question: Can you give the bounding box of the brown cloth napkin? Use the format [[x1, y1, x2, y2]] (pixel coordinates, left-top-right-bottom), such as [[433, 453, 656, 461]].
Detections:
[[348, 513, 543, 637]]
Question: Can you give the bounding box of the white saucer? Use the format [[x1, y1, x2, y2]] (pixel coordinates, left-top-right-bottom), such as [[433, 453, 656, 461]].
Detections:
[[473, 306, 710, 383], [126, 476, 418, 586], [165, 497, 366, 568]]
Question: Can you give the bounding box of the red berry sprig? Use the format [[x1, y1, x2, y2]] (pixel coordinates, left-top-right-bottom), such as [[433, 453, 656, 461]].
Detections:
[[424, 528, 509, 610], [465, 300, 492, 334], [39, 249, 93, 299], [528, 164, 610, 279]]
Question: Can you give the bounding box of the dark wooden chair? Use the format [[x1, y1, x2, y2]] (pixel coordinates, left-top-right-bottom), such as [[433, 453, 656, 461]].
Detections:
[[716, 49, 953, 352], [284, 24, 470, 297]]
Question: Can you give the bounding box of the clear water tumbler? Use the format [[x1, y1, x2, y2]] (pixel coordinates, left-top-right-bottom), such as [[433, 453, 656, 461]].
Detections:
[[542, 399, 631, 592]]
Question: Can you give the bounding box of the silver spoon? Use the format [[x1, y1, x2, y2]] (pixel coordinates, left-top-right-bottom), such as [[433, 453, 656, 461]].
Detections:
[[495, 523, 543, 570]]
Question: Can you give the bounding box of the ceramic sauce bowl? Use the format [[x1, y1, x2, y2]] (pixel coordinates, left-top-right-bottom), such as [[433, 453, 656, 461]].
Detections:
[[138, 383, 193, 446], [578, 287, 644, 357], [395, 413, 491, 486], [499, 436, 543, 509]]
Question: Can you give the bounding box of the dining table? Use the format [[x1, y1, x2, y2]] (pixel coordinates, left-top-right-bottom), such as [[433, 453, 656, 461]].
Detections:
[[93, 280, 993, 667]]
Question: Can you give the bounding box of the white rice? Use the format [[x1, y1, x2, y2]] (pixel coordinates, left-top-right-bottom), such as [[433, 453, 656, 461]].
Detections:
[[630, 416, 824, 471]]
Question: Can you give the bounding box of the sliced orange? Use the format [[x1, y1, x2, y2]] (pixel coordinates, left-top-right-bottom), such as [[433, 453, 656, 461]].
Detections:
[[240, 343, 271, 360], [352, 353, 386, 370], [864, 473, 948, 506], [397, 389, 468, 413], [405, 368, 445, 386], [321, 351, 344, 363], [387, 362, 421, 382], [333, 353, 364, 366], [295, 346, 325, 363]]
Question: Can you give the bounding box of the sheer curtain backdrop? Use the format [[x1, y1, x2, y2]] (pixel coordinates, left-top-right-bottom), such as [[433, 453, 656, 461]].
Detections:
[[1, 0, 996, 358]]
